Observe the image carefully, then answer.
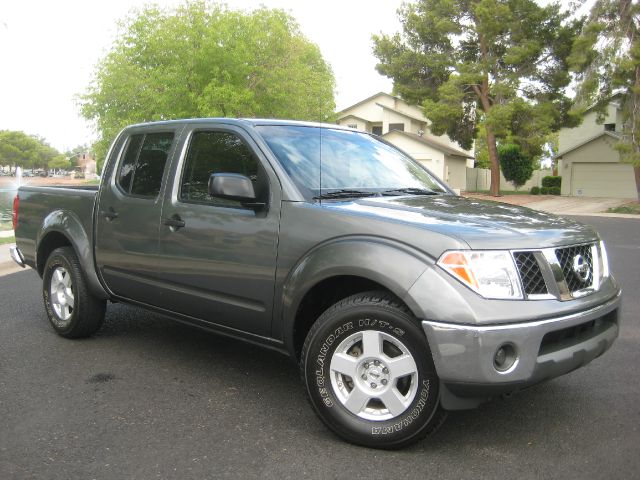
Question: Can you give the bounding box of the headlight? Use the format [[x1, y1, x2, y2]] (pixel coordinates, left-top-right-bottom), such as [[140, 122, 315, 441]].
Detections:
[[437, 250, 523, 299]]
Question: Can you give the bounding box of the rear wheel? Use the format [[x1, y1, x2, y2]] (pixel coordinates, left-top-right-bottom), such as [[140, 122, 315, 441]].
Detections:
[[301, 291, 446, 448], [43, 247, 106, 338]]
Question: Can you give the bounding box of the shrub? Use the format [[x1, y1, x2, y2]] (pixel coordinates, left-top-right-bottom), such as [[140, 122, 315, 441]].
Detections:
[[540, 187, 549, 195], [542, 176, 561, 188], [530, 186, 541, 195], [499, 144, 534, 190], [549, 186, 561, 195]]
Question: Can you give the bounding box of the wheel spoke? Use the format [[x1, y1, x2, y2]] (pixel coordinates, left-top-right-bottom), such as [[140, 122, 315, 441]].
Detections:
[[379, 388, 409, 417], [66, 288, 75, 303], [61, 272, 71, 288], [361, 330, 382, 357], [330, 353, 358, 377], [54, 269, 64, 285], [343, 386, 370, 415], [386, 354, 417, 379]]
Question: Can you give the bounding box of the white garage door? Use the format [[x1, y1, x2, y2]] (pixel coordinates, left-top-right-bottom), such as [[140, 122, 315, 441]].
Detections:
[[572, 163, 636, 198]]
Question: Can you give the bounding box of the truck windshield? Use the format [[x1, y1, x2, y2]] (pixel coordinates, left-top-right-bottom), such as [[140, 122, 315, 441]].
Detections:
[[255, 125, 448, 200]]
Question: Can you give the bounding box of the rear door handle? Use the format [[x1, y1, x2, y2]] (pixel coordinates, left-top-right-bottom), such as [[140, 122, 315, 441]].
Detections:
[[163, 215, 185, 230]]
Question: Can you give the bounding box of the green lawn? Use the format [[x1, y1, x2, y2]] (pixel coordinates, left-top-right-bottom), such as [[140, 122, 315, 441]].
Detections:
[[607, 202, 640, 215], [0, 236, 15, 245], [0, 222, 12, 232]]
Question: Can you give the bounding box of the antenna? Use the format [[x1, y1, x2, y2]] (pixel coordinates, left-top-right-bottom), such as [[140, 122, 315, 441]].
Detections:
[[319, 97, 323, 203]]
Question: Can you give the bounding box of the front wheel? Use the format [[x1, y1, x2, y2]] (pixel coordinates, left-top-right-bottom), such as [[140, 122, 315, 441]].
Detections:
[[42, 246, 106, 338], [301, 291, 446, 448]]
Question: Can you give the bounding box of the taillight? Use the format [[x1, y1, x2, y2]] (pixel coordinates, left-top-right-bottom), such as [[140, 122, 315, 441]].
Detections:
[[12, 194, 19, 231]]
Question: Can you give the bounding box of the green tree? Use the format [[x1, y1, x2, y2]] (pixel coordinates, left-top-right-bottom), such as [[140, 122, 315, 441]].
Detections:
[[499, 143, 533, 189], [81, 1, 336, 171], [373, 0, 580, 196], [569, 0, 640, 198], [47, 155, 72, 171], [0, 131, 46, 172]]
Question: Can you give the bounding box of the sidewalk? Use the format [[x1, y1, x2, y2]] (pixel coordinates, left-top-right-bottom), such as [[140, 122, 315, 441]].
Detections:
[[0, 230, 14, 238]]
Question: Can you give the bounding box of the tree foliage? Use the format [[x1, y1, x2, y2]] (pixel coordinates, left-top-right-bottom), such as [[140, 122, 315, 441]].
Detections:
[[0, 130, 67, 172], [569, 0, 640, 198], [81, 1, 336, 170], [373, 0, 580, 195], [499, 143, 533, 189]]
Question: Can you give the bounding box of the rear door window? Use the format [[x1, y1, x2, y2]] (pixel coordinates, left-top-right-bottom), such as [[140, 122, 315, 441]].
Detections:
[[116, 132, 174, 198]]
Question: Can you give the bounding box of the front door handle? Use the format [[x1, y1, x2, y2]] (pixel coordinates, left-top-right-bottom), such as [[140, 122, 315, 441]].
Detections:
[[163, 215, 185, 230], [101, 207, 119, 221]]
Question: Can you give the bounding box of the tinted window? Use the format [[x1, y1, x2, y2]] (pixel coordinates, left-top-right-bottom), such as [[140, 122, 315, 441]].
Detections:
[[131, 133, 174, 197], [180, 131, 266, 208], [117, 135, 143, 193], [116, 132, 174, 198]]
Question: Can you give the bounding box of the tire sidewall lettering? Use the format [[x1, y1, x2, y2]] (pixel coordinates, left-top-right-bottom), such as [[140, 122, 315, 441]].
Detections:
[[371, 380, 430, 435], [358, 317, 405, 337], [315, 321, 354, 408]]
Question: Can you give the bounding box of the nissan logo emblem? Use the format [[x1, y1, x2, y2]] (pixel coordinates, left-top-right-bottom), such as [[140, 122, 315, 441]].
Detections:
[[572, 254, 591, 283]]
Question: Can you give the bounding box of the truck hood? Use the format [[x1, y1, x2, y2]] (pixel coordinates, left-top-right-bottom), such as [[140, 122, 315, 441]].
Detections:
[[328, 194, 599, 250]]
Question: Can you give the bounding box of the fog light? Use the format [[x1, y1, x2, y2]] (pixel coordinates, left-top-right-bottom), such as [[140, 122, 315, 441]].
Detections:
[[494, 344, 517, 372]]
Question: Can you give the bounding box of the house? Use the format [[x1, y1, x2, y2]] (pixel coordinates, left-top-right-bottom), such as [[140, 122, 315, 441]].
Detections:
[[76, 153, 97, 177], [336, 92, 474, 192], [556, 96, 636, 198]]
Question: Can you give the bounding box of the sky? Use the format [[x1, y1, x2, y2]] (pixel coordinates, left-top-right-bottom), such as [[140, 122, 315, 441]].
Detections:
[[0, 0, 403, 152]]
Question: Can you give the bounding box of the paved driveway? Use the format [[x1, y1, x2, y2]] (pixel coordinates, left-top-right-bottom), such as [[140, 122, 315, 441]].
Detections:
[[0, 217, 638, 479], [464, 193, 635, 216]]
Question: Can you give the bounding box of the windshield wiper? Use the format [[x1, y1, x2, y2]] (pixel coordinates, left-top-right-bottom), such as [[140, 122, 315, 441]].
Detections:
[[381, 187, 441, 196], [313, 189, 376, 200]]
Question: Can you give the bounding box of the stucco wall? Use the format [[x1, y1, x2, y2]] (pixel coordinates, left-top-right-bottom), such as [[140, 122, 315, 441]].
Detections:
[[444, 156, 467, 191], [337, 93, 473, 156], [558, 135, 636, 198], [337, 115, 369, 132], [385, 131, 446, 180], [559, 103, 620, 152], [466, 169, 553, 192]]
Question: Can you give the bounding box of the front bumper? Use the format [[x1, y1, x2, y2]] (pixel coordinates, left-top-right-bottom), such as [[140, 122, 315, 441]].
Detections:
[[422, 291, 620, 410]]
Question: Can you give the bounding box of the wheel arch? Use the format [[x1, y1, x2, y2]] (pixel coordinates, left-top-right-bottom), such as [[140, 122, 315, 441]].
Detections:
[[278, 236, 434, 359], [36, 210, 109, 300]]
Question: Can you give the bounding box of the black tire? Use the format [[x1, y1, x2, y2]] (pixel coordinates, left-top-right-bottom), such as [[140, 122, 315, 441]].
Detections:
[[300, 291, 446, 449], [42, 246, 106, 338]]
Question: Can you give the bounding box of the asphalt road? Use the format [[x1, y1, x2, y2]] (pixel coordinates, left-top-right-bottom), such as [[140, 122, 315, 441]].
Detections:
[[1, 216, 638, 479]]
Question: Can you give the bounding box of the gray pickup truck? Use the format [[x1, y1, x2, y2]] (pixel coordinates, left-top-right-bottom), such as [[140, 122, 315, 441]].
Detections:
[[11, 119, 620, 448]]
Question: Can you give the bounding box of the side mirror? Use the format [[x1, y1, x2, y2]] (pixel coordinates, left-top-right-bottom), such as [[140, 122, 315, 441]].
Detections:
[[208, 173, 266, 210]]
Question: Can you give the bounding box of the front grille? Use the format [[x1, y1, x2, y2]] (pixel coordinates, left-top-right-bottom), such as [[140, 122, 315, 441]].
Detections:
[[512, 242, 599, 300], [555, 244, 594, 293], [513, 252, 547, 295]]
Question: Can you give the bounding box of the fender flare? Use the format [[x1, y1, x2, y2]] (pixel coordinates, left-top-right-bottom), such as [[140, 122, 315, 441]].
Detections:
[[278, 235, 435, 355], [37, 209, 109, 300]]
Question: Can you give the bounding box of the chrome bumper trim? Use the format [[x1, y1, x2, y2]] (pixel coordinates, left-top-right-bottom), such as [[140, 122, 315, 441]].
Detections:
[[10, 246, 25, 268]]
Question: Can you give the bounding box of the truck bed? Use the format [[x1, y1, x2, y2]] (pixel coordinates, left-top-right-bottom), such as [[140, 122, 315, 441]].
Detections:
[[15, 185, 98, 271]]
